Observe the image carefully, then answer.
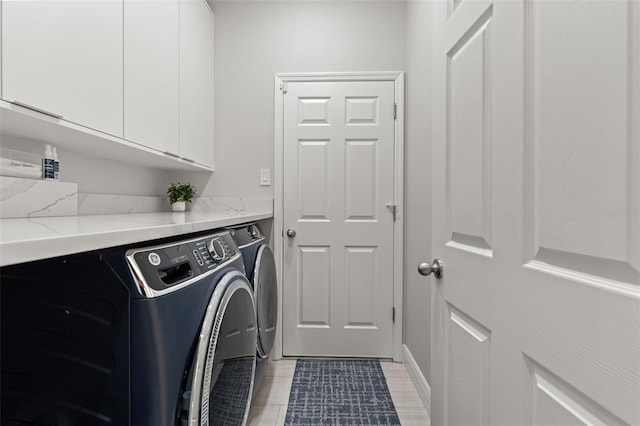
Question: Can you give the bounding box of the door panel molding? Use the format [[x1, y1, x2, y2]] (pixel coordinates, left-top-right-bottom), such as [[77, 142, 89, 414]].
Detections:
[[297, 245, 331, 327], [522, 0, 640, 290], [524, 356, 627, 426], [273, 72, 404, 361], [445, 9, 494, 257], [445, 303, 491, 426]]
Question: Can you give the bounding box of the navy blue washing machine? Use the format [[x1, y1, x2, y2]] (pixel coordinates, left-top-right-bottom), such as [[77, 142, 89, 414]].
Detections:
[[228, 223, 277, 400], [0, 229, 257, 426]]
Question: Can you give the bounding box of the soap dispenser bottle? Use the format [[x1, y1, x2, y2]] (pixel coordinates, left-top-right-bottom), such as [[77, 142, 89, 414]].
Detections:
[[52, 147, 60, 180], [42, 144, 55, 180]]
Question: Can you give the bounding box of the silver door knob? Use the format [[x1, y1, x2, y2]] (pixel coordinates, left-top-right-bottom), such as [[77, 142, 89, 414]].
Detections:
[[286, 229, 297, 238], [418, 258, 443, 279]]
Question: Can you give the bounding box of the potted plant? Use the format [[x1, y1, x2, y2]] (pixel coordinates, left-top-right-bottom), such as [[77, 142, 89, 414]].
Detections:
[[167, 182, 196, 212]]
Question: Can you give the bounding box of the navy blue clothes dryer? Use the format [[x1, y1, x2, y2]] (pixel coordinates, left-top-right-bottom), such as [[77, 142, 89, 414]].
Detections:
[[1, 229, 257, 426], [229, 223, 278, 400]]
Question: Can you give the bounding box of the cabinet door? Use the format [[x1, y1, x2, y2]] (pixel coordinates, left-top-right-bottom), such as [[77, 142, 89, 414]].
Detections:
[[124, 0, 179, 155], [179, 0, 214, 168], [1, 0, 3, 98], [1, 0, 123, 137]]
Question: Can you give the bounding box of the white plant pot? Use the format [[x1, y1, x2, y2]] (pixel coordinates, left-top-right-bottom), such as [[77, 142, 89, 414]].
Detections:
[[171, 201, 186, 212], [171, 212, 186, 223]]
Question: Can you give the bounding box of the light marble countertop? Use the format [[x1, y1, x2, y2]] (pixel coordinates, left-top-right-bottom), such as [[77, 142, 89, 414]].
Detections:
[[0, 209, 272, 267]]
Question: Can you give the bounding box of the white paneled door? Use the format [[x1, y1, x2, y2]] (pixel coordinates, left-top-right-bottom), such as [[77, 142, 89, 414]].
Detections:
[[430, 0, 639, 425], [282, 80, 396, 357]]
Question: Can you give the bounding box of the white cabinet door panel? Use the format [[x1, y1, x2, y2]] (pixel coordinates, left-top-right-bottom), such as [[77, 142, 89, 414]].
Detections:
[[124, 0, 179, 155], [179, 0, 214, 167], [0, 0, 3, 98], [2, 0, 123, 137]]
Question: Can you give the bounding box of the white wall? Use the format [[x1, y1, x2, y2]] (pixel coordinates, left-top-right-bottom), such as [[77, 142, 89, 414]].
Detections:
[[1, 137, 170, 195], [403, 0, 433, 382], [181, 0, 406, 198]]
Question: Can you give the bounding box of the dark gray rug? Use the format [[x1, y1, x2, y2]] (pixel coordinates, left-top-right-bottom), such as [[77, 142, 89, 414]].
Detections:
[[284, 359, 401, 425]]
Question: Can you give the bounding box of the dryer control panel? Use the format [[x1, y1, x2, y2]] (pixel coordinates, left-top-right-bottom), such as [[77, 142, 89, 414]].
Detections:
[[229, 223, 264, 248], [126, 231, 240, 298]]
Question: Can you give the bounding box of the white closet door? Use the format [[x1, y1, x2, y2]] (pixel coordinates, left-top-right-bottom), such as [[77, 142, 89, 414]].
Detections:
[[282, 80, 396, 358]]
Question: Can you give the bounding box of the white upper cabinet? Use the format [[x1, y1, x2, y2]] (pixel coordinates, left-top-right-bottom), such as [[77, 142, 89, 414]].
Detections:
[[0, 0, 213, 170], [1, 0, 3, 98], [124, 0, 180, 155], [179, 0, 214, 168], [1, 0, 123, 137]]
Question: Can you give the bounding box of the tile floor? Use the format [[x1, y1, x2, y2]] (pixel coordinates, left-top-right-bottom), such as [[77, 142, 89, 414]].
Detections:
[[248, 359, 431, 426]]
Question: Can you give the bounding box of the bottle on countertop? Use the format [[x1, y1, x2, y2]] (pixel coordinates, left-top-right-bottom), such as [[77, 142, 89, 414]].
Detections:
[[42, 144, 55, 180], [52, 147, 60, 180]]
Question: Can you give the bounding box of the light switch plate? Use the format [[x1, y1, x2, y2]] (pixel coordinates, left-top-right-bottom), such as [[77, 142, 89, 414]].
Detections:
[[260, 168, 271, 186]]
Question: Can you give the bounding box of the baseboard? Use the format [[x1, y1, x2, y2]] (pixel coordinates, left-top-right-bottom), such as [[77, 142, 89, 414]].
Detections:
[[401, 344, 431, 417]]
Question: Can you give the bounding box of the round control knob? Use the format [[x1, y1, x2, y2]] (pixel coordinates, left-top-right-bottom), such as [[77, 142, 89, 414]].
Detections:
[[249, 225, 259, 239], [208, 239, 226, 261]]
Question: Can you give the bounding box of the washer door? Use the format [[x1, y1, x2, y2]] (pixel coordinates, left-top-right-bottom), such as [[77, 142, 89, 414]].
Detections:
[[253, 245, 278, 358], [187, 271, 257, 426]]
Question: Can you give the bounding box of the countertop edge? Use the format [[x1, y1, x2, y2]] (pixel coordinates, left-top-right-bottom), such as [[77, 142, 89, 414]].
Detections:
[[0, 212, 273, 267]]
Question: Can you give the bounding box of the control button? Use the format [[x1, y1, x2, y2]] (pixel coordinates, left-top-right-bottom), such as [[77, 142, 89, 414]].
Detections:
[[249, 225, 259, 239], [208, 239, 226, 261], [193, 250, 204, 266], [148, 252, 161, 266]]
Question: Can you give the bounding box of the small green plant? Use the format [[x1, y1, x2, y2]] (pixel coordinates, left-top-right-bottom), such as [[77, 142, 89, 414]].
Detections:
[[167, 182, 196, 204]]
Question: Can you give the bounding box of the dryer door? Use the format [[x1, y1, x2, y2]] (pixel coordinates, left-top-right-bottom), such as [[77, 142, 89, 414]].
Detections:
[[253, 245, 278, 358], [187, 271, 257, 426]]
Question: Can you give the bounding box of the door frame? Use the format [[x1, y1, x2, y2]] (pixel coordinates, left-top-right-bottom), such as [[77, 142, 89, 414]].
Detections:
[[273, 71, 405, 361]]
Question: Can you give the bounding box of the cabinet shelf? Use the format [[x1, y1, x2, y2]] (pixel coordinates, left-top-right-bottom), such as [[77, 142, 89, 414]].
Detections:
[[0, 101, 213, 172]]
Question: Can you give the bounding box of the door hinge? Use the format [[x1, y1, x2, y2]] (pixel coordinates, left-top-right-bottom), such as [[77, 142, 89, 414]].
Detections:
[[393, 103, 397, 120], [392, 306, 396, 323], [280, 81, 288, 94], [386, 203, 397, 221]]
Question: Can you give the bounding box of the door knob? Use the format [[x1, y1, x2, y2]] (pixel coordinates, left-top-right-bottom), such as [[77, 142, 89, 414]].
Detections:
[[418, 258, 443, 279], [286, 229, 297, 238]]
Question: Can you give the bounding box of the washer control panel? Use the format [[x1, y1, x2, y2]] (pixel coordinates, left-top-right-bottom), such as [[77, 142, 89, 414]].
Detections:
[[208, 238, 226, 261], [126, 230, 239, 296]]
